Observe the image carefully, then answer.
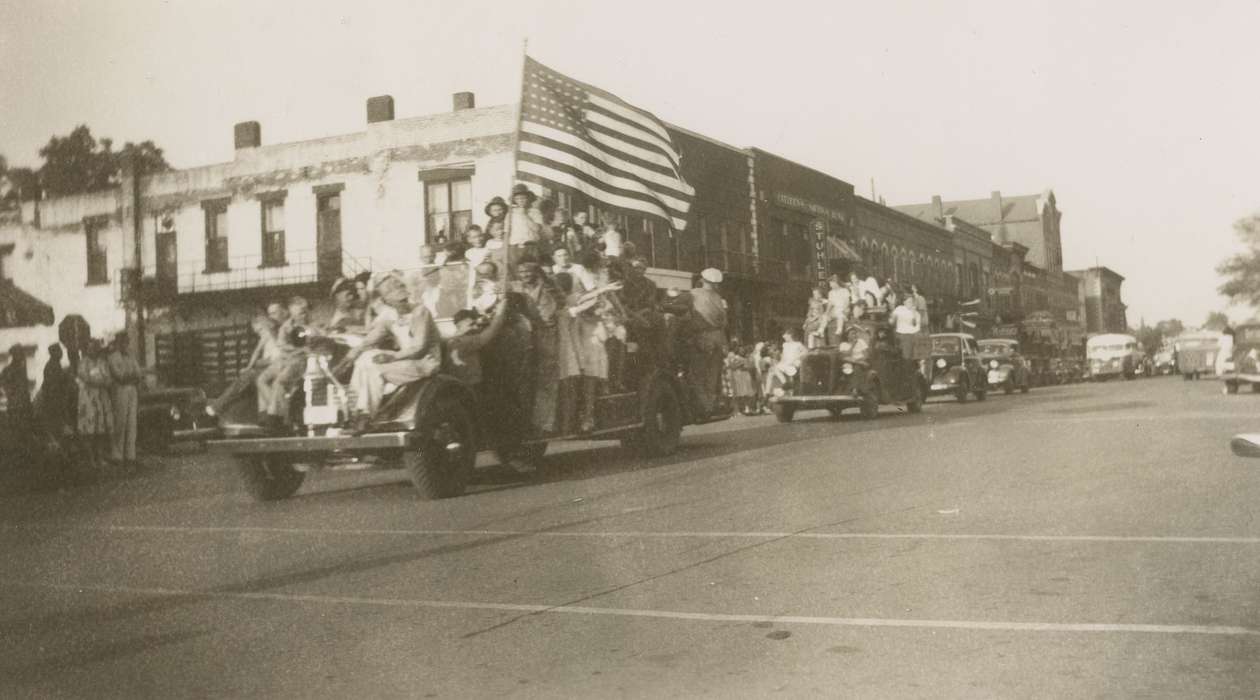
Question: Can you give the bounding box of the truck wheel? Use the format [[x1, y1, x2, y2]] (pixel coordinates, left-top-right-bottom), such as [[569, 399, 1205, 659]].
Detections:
[[860, 389, 880, 420], [1003, 379, 1014, 395], [906, 379, 925, 414], [1021, 378, 1030, 394], [405, 395, 476, 500], [236, 455, 305, 502], [974, 383, 987, 401], [826, 406, 843, 420], [772, 403, 795, 423], [626, 381, 682, 457], [1225, 382, 1239, 395]]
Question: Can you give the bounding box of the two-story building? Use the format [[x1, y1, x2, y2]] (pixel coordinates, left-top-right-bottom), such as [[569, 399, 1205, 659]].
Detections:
[[1067, 266, 1128, 334]]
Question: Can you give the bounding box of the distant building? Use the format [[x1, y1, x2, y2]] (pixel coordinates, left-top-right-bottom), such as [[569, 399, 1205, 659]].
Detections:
[[1067, 266, 1128, 334], [894, 190, 1063, 273]]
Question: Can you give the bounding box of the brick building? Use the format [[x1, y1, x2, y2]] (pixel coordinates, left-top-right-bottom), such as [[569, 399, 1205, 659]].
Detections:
[[1067, 266, 1128, 334]]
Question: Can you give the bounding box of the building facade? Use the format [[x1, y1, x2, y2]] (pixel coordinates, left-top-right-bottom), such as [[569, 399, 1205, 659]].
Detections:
[[1067, 266, 1128, 334], [852, 198, 957, 331]]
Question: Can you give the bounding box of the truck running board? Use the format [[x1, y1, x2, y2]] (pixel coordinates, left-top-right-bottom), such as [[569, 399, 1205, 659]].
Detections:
[[207, 432, 416, 455]]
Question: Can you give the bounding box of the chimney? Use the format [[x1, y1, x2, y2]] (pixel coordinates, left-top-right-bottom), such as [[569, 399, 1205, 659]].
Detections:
[[234, 121, 261, 150], [932, 195, 943, 220], [453, 91, 476, 111], [366, 95, 395, 124], [991, 190, 1003, 220]]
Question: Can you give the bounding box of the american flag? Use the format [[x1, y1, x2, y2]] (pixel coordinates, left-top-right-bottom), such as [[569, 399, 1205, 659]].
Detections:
[[515, 57, 695, 232]]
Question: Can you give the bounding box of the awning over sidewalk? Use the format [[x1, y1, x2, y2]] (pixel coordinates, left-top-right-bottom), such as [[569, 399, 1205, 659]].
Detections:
[[827, 237, 863, 262], [0, 280, 54, 327]]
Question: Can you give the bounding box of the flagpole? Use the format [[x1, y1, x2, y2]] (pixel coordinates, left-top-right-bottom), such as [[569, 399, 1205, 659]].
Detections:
[[503, 37, 529, 288]]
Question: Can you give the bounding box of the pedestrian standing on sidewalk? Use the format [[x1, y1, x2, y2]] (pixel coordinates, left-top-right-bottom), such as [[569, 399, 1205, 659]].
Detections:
[[106, 334, 144, 470], [76, 339, 114, 473]]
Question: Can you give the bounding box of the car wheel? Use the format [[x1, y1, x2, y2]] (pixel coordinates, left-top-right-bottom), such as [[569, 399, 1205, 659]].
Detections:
[[1021, 379, 1030, 394], [236, 455, 305, 502], [405, 395, 476, 500], [772, 403, 795, 423], [974, 382, 987, 401], [955, 378, 970, 403], [826, 406, 843, 420], [1003, 379, 1014, 395], [1225, 382, 1239, 395]]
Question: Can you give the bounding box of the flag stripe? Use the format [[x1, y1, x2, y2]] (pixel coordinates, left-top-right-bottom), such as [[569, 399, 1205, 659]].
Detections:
[[585, 128, 685, 180], [583, 114, 683, 174], [586, 93, 674, 146], [517, 152, 688, 223], [518, 141, 693, 215], [583, 106, 681, 169], [520, 124, 694, 202], [518, 161, 689, 231], [522, 121, 679, 183]]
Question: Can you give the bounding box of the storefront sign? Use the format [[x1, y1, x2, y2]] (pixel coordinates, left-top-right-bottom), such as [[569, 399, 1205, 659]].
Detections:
[[811, 219, 828, 283], [772, 192, 849, 223]]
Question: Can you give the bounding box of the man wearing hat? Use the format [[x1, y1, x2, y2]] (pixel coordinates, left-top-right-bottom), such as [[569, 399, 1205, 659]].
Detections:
[[411, 265, 464, 320], [340, 273, 443, 430], [687, 268, 729, 417], [507, 184, 543, 248], [326, 277, 365, 332]]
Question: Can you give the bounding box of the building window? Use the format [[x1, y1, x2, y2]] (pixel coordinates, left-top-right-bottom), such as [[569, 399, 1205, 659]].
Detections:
[[261, 198, 286, 267], [85, 217, 109, 286], [425, 178, 472, 244], [204, 201, 229, 273]]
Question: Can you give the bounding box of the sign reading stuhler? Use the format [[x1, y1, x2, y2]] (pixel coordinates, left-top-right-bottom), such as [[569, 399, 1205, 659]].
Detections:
[[811, 219, 829, 283]]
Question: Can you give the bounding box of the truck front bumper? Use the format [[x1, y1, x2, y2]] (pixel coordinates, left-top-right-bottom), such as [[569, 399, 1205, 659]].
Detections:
[[769, 393, 861, 407], [207, 432, 416, 455]]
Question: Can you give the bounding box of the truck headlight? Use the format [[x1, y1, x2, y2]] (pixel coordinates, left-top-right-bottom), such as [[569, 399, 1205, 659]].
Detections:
[[773, 387, 785, 397], [841, 363, 854, 375], [935, 358, 947, 369], [989, 360, 998, 369], [168, 406, 182, 422]]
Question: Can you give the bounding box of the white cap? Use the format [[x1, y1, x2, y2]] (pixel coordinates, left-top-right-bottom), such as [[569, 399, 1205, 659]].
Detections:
[[700, 268, 723, 284]]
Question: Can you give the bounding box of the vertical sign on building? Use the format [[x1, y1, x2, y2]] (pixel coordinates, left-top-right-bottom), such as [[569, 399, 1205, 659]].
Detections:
[[811, 218, 828, 283]]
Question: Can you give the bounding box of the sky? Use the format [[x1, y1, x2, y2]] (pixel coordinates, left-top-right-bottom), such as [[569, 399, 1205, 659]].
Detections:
[[2, 0, 1258, 327]]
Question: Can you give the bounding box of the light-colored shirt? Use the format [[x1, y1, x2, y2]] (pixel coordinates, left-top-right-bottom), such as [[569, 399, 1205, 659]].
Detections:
[[827, 287, 851, 319], [891, 305, 921, 334], [780, 340, 806, 368]]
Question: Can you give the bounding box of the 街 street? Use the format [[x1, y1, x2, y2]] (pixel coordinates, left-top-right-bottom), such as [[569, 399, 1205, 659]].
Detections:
[[2, 376, 1258, 698]]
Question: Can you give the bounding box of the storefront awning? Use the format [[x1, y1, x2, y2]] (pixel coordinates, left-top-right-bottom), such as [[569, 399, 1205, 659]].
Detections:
[[827, 237, 863, 262], [0, 280, 54, 327]]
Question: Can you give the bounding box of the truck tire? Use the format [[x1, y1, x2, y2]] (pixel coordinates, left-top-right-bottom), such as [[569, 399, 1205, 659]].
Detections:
[[906, 379, 925, 414], [405, 395, 476, 500], [974, 382, 987, 401], [826, 406, 843, 420], [772, 403, 795, 423], [625, 380, 682, 458], [1021, 378, 1030, 394], [1225, 382, 1239, 395], [237, 455, 305, 502], [1003, 378, 1014, 395], [860, 386, 880, 420]]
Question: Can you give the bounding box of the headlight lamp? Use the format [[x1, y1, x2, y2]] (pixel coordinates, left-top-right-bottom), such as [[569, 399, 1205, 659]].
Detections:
[[935, 358, 947, 369], [169, 406, 182, 422], [841, 363, 854, 375], [989, 360, 998, 369]]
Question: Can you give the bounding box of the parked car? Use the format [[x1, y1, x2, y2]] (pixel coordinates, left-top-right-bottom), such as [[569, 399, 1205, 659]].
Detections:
[[977, 338, 1031, 394], [138, 386, 218, 453], [768, 320, 927, 423], [926, 333, 986, 402]]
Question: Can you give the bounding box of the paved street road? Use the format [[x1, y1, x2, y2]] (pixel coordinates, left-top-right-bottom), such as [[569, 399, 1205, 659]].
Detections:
[[3, 376, 1259, 698]]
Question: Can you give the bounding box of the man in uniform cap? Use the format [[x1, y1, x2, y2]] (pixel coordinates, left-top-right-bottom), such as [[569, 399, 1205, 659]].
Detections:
[[687, 268, 728, 417], [327, 277, 365, 332]]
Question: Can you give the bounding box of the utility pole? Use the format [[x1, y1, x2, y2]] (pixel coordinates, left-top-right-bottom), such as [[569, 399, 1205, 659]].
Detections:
[[131, 153, 146, 364]]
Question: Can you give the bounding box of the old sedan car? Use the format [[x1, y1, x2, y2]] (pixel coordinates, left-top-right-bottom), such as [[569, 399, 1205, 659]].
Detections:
[[927, 333, 987, 402], [977, 338, 1031, 394], [138, 386, 218, 453], [768, 321, 927, 423]]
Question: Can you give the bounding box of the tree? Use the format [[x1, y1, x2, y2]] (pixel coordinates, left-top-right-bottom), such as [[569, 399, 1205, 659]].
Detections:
[[0, 155, 39, 208], [1218, 213, 1260, 308], [1155, 319, 1184, 338], [1204, 311, 1230, 331], [35, 125, 171, 197]]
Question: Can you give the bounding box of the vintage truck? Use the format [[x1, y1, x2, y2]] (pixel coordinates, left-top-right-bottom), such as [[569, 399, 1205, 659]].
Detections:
[[207, 265, 729, 501], [767, 320, 927, 422]]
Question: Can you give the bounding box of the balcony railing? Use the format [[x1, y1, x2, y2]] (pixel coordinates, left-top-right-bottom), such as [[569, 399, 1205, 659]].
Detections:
[[127, 248, 372, 301]]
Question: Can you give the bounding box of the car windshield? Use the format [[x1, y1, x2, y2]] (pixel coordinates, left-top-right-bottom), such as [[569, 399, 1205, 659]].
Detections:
[[978, 342, 1013, 355], [932, 337, 961, 354]]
